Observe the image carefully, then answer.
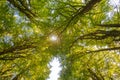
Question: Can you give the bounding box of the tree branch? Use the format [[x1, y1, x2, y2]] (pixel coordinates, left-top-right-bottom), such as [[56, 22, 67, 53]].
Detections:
[[88, 68, 101, 80], [0, 44, 36, 56], [60, 0, 101, 34], [7, 0, 36, 20], [97, 24, 120, 27], [87, 46, 120, 53], [70, 30, 120, 48]]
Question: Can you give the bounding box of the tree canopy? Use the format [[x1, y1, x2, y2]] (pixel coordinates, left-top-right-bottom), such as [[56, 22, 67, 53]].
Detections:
[[0, 0, 120, 80]]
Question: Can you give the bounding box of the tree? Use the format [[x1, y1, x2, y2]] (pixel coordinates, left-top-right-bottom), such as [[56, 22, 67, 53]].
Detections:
[[0, 0, 120, 80]]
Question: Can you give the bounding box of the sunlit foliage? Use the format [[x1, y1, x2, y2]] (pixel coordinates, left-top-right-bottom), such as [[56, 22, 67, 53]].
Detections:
[[0, 0, 120, 80]]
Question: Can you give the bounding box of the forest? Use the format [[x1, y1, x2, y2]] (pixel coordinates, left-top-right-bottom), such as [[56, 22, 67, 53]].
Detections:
[[0, 0, 120, 80]]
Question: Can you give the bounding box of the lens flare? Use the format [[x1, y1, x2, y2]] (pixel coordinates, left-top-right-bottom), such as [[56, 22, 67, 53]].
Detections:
[[50, 35, 57, 41]]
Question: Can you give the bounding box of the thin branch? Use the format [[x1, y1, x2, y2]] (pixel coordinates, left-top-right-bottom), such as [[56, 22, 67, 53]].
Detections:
[[97, 24, 120, 27], [70, 30, 120, 48], [60, 0, 101, 34], [87, 46, 120, 53], [0, 55, 26, 60], [88, 68, 101, 80], [0, 43, 36, 56], [70, 46, 120, 62], [0, 68, 12, 75], [7, 0, 36, 20]]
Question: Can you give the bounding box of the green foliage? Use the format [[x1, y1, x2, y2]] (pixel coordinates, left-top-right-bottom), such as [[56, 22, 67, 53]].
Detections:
[[0, 0, 120, 80]]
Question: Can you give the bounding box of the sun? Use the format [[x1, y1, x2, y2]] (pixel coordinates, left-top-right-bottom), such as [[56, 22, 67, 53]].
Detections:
[[50, 35, 58, 41]]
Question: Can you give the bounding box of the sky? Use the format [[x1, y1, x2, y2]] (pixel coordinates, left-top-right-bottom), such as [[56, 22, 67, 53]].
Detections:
[[47, 58, 62, 80], [110, 0, 120, 6]]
